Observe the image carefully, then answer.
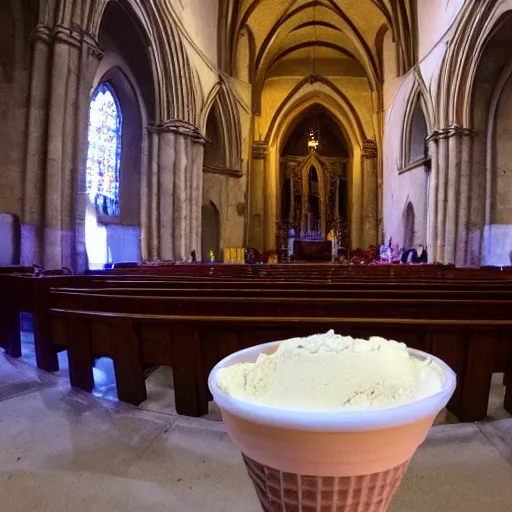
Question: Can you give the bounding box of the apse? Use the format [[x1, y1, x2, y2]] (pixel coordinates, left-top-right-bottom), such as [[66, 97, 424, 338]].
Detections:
[[279, 105, 350, 244]]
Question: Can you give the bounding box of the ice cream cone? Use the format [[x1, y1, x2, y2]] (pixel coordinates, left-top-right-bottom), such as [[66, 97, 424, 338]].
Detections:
[[208, 341, 456, 512], [243, 454, 408, 512]]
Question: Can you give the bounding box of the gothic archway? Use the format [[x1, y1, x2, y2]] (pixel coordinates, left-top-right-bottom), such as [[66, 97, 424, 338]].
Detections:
[[278, 104, 350, 252], [403, 201, 415, 249], [201, 201, 220, 262]]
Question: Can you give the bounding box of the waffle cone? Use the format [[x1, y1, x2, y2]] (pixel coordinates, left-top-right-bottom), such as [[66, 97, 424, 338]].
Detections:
[[243, 454, 409, 512]]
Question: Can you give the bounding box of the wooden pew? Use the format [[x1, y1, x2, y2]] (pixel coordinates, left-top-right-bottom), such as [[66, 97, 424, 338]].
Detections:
[[46, 290, 512, 421], [0, 266, 37, 357], [4, 265, 512, 422], [0, 265, 36, 275], [3, 266, 512, 361], [54, 285, 512, 300], [3, 266, 510, 358]]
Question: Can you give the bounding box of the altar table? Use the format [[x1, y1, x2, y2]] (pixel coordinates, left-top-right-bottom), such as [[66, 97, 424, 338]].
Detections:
[[293, 239, 332, 261]]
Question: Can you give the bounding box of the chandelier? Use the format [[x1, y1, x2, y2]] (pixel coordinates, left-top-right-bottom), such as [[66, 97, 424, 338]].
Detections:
[[308, 127, 320, 152]]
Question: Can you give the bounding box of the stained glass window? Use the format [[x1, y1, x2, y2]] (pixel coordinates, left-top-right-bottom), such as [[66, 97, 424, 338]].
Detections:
[[85, 82, 122, 216]]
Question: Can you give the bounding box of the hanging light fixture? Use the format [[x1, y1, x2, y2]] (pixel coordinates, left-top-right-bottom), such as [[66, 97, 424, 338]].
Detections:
[[308, 127, 320, 151], [307, 4, 320, 153]]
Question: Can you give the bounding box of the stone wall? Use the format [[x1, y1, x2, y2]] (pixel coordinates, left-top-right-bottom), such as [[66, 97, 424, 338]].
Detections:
[[383, 72, 429, 252], [0, 1, 31, 222]]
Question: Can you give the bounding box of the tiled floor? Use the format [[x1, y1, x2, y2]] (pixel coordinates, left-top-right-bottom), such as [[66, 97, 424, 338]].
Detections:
[[1, 332, 512, 511]]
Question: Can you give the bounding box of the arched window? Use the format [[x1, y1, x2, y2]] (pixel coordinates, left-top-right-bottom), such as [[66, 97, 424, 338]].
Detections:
[[85, 82, 122, 216], [400, 94, 430, 173], [408, 102, 428, 164]]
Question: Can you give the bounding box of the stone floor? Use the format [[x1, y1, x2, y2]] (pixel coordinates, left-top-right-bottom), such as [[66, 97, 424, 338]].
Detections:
[[1, 331, 512, 511]]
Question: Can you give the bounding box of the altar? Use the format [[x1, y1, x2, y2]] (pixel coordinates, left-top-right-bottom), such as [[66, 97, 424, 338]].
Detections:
[[276, 148, 350, 259], [294, 239, 332, 261]]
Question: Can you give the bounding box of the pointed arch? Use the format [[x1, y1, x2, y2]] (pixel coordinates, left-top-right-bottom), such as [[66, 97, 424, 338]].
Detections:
[[400, 69, 434, 171], [201, 79, 243, 176], [233, 25, 256, 83], [265, 90, 367, 252], [85, 82, 122, 217], [437, 0, 510, 127], [91, 0, 197, 125], [297, 153, 328, 207], [403, 200, 416, 249], [375, 23, 400, 84], [201, 200, 220, 262], [265, 76, 367, 151]]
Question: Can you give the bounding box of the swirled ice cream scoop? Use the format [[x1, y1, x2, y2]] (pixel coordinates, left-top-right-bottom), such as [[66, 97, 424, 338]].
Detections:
[[216, 330, 443, 411]]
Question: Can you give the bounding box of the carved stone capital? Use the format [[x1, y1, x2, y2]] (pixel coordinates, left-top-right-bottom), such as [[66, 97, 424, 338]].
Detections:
[[30, 24, 52, 45], [31, 23, 103, 59], [148, 119, 207, 143], [426, 125, 476, 143], [252, 141, 268, 160], [362, 140, 378, 159]]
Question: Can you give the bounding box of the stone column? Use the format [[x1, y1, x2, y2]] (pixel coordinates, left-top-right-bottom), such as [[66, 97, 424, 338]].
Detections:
[[435, 134, 449, 262], [444, 132, 462, 264], [71, 30, 103, 272], [22, 26, 52, 265], [173, 134, 187, 260], [455, 131, 475, 266], [249, 141, 266, 249], [429, 126, 475, 265], [189, 140, 204, 258], [142, 130, 160, 261], [146, 121, 205, 262], [361, 140, 378, 248], [23, 23, 101, 270], [426, 136, 439, 262], [139, 126, 152, 262], [158, 130, 176, 261]]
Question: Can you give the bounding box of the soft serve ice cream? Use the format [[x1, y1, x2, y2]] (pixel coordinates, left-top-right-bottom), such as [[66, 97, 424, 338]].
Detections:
[[216, 330, 443, 411]]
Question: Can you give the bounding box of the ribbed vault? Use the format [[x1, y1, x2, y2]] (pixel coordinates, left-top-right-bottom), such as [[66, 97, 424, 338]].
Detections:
[[219, 0, 417, 112]]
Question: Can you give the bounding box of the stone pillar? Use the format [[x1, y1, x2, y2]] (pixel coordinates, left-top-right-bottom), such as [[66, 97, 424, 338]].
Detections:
[[158, 131, 176, 261], [455, 132, 475, 266], [428, 126, 476, 265], [173, 134, 187, 260], [249, 141, 266, 249], [361, 140, 378, 248], [146, 121, 205, 262], [435, 134, 449, 262], [22, 26, 52, 265], [139, 127, 151, 262], [23, 23, 101, 270], [444, 133, 462, 264], [189, 139, 204, 258], [426, 137, 438, 262]]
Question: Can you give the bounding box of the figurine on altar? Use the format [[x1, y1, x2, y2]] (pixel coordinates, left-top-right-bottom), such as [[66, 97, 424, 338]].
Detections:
[[288, 228, 296, 259], [327, 229, 338, 261], [380, 244, 392, 263], [209, 250, 215, 262]]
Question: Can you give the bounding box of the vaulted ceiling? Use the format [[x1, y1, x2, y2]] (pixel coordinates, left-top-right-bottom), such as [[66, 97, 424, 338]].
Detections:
[[220, 0, 417, 94]]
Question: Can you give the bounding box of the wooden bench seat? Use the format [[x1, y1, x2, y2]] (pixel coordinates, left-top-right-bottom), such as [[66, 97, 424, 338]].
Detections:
[[4, 271, 512, 362], [53, 286, 512, 300], [3, 265, 512, 424], [48, 307, 512, 421], [45, 290, 512, 421]]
